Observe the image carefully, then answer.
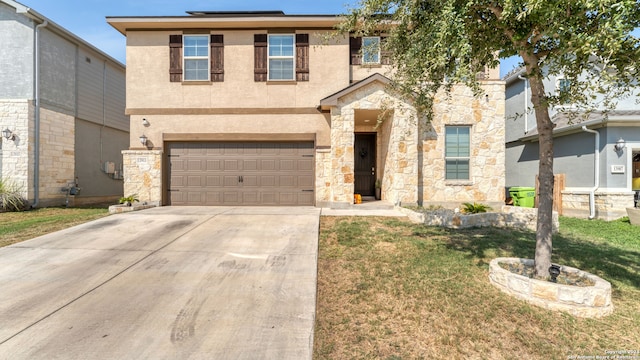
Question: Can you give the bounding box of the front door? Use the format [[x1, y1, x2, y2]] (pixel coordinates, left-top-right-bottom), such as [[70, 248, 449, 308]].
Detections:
[[354, 133, 376, 196]]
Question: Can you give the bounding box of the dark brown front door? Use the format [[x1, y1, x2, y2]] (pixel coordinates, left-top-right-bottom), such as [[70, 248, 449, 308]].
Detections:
[[354, 133, 376, 196]]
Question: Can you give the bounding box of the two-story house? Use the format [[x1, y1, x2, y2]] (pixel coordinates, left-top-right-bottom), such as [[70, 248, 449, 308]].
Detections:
[[107, 10, 505, 208], [1, 0, 129, 207], [504, 68, 640, 220]]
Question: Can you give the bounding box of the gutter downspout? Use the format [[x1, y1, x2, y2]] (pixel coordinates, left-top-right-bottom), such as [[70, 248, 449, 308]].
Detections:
[[582, 126, 600, 219], [32, 19, 48, 207], [518, 74, 528, 133]]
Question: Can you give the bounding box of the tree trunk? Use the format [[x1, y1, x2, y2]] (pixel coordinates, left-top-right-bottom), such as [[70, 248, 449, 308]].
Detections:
[[528, 75, 555, 279]]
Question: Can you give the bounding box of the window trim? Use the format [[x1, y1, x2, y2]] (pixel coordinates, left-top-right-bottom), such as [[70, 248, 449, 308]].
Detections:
[[268, 34, 296, 81], [556, 77, 571, 104], [444, 125, 471, 181], [183, 34, 210, 82], [362, 36, 381, 65]]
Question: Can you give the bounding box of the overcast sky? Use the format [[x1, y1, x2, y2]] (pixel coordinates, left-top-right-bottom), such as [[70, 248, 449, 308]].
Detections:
[[19, 0, 521, 76]]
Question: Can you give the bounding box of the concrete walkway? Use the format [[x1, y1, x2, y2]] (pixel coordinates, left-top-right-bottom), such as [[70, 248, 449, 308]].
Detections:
[[0, 207, 320, 360]]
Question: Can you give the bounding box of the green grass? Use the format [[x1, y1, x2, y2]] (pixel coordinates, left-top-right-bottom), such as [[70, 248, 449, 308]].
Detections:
[[0, 207, 109, 247], [315, 216, 640, 359]]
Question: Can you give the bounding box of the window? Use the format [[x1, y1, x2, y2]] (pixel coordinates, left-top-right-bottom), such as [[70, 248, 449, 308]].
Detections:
[[362, 37, 381, 64], [557, 78, 571, 104], [445, 126, 470, 180], [268, 34, 295, 80], [183, 35, 209, 81]]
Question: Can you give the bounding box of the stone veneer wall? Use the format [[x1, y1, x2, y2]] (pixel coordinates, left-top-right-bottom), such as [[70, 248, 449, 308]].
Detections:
[[37, 106, 75, 206], [423, 82, 505, 206], [0, 99, 31, 199], [315, 148, 332, 207], [1, 100, 76, 206], [330, 82, 419, 207], [562, 190, 635, 220], [122, 150, 163, 206]]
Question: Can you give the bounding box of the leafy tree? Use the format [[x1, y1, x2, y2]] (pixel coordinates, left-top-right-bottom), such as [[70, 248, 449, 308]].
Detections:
[[341, 0, 640, 277]]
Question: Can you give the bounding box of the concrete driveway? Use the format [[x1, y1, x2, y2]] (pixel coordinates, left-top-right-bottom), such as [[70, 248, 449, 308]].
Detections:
[[0, 206, 320, 360]]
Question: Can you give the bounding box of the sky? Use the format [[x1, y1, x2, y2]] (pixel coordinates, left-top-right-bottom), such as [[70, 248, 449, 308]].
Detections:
[[18, 0, 521, 77]]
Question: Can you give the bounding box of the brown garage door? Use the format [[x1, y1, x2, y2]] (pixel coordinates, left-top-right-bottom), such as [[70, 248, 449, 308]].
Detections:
[[167, 141, 315, 206]]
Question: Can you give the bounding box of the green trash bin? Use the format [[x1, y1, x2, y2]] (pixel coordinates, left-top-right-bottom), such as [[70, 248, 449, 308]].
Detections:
[[509, 187, 536, 208]]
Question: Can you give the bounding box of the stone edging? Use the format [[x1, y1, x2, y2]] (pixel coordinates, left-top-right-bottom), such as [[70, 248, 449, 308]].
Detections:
[[108, 203, 156, 214], [489, 258, 613, 318], [397, 205, 559, 233]]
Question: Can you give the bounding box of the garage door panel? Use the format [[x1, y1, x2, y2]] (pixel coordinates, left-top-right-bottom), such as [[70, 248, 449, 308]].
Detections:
[[223, 176, 239, 187], [206, 176, 221, 187], [298, 159, 314, 171], [168, 141, 314, 206]]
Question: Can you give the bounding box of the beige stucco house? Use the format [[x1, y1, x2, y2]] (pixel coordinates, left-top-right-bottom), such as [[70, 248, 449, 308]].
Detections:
[[107, 11, 505, 208]]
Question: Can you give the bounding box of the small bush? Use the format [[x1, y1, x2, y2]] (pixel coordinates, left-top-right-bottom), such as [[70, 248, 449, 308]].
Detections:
[[0, 178, 29, 212], [461, 202, 492, 214]]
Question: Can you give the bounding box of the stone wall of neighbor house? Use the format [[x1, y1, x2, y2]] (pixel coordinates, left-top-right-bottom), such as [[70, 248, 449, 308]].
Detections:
[[562, 190, 635, 220], [122, 150, 163, 206], [0, 99, 31, 199], [37, 107, 76, 206], [422, 82, 506, 207]]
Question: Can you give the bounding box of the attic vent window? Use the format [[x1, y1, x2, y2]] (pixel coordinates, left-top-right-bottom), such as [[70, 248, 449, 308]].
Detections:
[[85, 57, 91, 63]]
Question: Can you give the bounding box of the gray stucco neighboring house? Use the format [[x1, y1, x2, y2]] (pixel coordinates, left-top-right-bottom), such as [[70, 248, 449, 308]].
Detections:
[[0, 0, 129, 207], [504, 67, 640, 220]]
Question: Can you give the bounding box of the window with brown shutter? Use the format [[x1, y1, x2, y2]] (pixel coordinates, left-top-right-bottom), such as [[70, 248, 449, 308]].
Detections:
[[254, 34, 268, 82], [296, 34, 309, 81], [350, 36, 362, 65], [380, 36, 391, 65], [169, 35, 183, 82], [210, 34, 224, 82]]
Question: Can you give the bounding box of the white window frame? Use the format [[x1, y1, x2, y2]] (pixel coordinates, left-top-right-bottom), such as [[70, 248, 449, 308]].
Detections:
[[183, 35, 209, 81], [445, 125, 471, 180], [362, 36, 381, 64], [268, 34, 295, 81]]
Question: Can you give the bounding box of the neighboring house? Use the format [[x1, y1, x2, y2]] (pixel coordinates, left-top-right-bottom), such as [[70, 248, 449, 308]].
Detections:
[[107, 11, 505, 208], [504, 68, 640, 220], [0, 0, 129, 207]]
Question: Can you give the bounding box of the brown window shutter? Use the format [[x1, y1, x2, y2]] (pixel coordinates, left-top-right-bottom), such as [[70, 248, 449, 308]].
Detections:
[[350, 36, 362, 65], [169, 35, 183, 82], [380, 36, 391, 65], [210, 34, 224, 82], [254, 34, 267, 82], [295, 34, 309, 82]]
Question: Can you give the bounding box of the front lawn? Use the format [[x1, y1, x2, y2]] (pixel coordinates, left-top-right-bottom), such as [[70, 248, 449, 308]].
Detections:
[[314, 216, 640, 359], [0, 207, 109, 248]]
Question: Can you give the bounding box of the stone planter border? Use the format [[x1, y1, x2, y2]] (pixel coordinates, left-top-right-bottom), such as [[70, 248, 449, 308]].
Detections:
[[489, 258, 613, 318], [399, 205, 559, 233]]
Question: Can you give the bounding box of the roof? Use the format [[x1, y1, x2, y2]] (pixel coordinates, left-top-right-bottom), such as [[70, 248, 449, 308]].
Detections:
[[0, 0, 125, 68], [520, 110, 640, 141], [318, 73, 393, 110], [107, 12, 342, 35]]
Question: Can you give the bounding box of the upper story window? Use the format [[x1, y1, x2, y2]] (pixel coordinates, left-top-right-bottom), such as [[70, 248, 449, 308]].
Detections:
[[445, 126, 471, 180], [362, 37, 381, 64], [169, 34, 224, 83], [556, 77, 571, 104], [183, 35, 209, 81], [268, 34, 295, 81]]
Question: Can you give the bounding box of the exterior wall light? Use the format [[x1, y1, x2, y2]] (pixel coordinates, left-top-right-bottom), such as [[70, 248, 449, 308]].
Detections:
[[549, 264, 561, 283], [142, 118, 150, 126], [614, 138, 625, 152], [2, 128, 15, 141], [139, 134, 148, 146]]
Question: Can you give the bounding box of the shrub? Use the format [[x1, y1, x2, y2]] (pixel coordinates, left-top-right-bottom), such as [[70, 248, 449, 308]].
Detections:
[[119, 194, 139, 205], [0, 178, 29, 212], [461, 202, 492, 214]]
